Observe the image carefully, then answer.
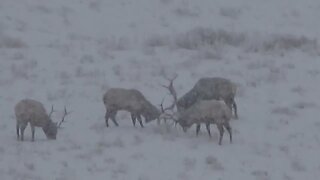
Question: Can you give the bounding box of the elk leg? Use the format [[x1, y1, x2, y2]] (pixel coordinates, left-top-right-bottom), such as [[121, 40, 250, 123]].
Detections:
[[233, 100, 238, 119], [30, 124, 35, 142], [163, 117, 167, 124], [16, 123, 20, 140], [131, 114, 137, 127], [20, 123, 27, 141], [224, 122, 232, 143], [205, 123, 211, 138], [196, 124, 201, 136], [216, 124, 224, 145], [105, 111, 110, 127], [110, 112, 119, 127], [137, 115, 144, 128]]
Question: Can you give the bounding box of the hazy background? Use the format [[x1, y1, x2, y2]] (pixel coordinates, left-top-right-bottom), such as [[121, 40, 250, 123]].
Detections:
[[0, 0, 320, 179]]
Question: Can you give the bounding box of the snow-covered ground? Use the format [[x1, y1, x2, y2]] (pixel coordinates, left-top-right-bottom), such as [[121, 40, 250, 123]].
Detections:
[[0, 0, 320, 179]]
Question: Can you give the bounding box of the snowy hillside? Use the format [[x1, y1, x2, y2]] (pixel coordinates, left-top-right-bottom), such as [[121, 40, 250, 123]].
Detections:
[[0, 0, 320, 179]]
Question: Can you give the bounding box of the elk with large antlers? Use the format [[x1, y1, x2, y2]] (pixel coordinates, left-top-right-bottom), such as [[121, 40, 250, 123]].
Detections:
[[15, 99, 69, 141], [160, 76, 233, 145], [103, 88, 161, 127], [103, 75, 180, 127]]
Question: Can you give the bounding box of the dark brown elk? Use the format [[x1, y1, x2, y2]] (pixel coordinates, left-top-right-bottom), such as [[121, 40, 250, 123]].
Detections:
[[176, 77, 238, 119]]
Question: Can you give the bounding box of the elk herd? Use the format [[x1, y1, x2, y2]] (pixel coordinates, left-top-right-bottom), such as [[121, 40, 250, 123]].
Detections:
[[14, 76, 238, 145]]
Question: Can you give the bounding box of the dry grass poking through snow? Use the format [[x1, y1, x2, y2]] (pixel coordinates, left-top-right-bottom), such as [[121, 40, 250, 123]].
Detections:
[[0, 0, 320, 179]]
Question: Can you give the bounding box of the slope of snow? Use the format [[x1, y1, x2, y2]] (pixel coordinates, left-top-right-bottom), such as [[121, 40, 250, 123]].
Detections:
[[0, 0, 320, 179]]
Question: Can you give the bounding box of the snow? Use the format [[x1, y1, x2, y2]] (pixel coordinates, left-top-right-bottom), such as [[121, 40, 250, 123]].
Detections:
[[0, 0, 320, 179]]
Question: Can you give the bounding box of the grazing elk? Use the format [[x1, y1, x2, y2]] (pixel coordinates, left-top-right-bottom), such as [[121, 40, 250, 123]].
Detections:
[[161, 76, 233, 145], [15, 99, 69, 141], [103, 88, 161, 127], [176, 100, 232, 145], [176, 77, 238, 119]]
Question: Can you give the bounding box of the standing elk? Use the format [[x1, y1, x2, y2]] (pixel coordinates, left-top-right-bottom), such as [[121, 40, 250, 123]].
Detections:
[[160, 76, 233, 145], [176, 77, 238, 119], [15, 99, 69, 141], [102, 76, 179, 127], [103, 88, 161, 127], [175, 99, 232, 145]]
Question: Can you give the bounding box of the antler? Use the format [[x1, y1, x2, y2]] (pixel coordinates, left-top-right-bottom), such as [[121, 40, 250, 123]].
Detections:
[[158, 74, 179, 125], [48, 105, 55, 118], [58, 106, 71, 128], [161, 74, 178, 112]]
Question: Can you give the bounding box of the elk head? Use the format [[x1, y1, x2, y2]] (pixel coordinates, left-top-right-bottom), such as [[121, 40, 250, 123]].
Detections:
[[44, 106, 70, 139]]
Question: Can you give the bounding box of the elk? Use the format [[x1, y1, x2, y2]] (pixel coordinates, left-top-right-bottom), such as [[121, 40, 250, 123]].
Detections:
[[176, 77, 238, 119], [176, 100, 232, 145], [161, 77, 233, 145], [103, 88, 161, 127], [14, 99, 69, 141]]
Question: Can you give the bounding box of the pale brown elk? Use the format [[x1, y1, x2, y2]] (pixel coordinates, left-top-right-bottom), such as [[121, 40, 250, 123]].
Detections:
[[176, 99, 232, 145], [160, 76, 233, 145], [103, 88, 161, 127], [15, 99, 69, 141]]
